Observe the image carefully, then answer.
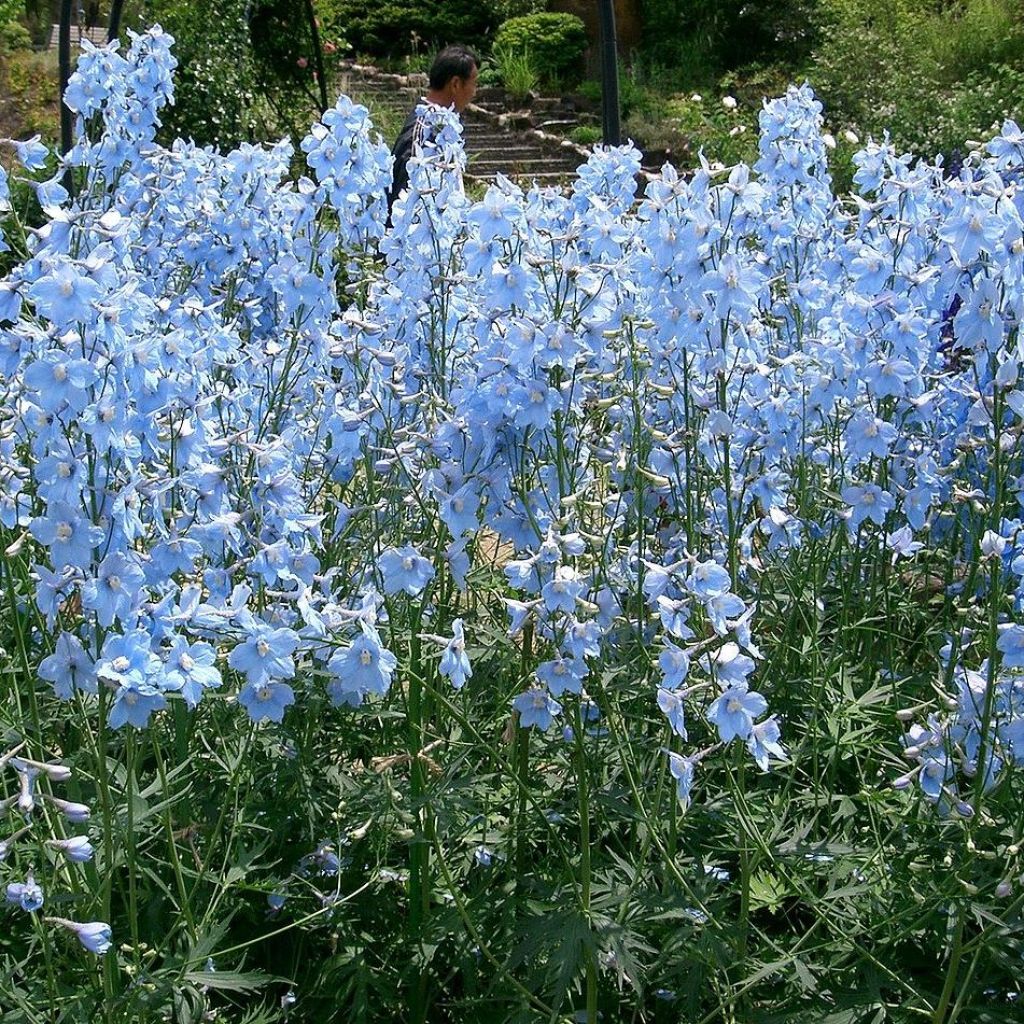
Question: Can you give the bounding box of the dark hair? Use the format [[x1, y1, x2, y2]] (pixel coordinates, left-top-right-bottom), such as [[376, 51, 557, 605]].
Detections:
[[428, 45, 479, 90]]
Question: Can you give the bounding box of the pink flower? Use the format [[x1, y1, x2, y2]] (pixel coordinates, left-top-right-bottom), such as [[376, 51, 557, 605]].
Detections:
[[297, 57, 308, 68]]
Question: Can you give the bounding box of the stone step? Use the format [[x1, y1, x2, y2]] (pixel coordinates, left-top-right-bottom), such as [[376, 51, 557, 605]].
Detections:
[[535, 119, 581, 132], [466, 155, 581, 172], [468, 170, 578, 185], [465, 144, 555, 159]]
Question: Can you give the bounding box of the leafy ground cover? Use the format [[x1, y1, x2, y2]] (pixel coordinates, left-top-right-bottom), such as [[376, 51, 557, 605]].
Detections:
[[1, 26, 1024, 1024]]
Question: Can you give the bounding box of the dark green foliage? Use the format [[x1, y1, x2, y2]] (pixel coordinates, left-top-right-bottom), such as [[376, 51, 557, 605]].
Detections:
[[492, 12, 587, 86], [637, 0, 820, 84], [143, 0, 262, 147], [248, 0, 319, 92], [329, 0, 499, 58], [811, 0, 1024, 161]]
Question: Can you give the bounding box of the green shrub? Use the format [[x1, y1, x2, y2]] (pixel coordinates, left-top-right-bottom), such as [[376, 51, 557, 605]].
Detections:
[[141, 0, 263, 147], [492, 12, 586, 87], [648, 91, 759, 167], [638, 0, 819, 86], [493, 0, 547, 18], [0, 18, 30, 52], [329, 0, 499, 57], [0, 49, 59, 143], [492, 44, 538, 102], [568, 123, 602, 145], [811, 0, 1024, 162], [248, 0, 348, 93]]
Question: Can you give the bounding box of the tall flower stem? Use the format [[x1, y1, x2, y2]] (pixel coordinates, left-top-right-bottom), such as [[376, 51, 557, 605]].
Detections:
[[574, 703, 598, 1023]]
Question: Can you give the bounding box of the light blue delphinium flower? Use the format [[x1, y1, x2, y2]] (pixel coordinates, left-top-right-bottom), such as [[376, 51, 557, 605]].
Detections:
[[842, 483, 895, 531], [378, 544, 435, 597], [14, 135, 49, 171], [38, 631, 97, 699], [228, 623, 299, 686], [46, 917, 112, 954], [541, 566, 583, 614], [6, 873, 43, 912], [163, 636, 222, 709], [686, 560, 732, 600], [327, 629, 398, 703], [706, 685, 768, 743], [657, 688, 687, 740], [46, 836, 95, 863], [439, 619, 472, 689], [535, 657, 587, 697], [667, 752, 696, 809], [997, 624, 1024, 669], [513, 688, 562, 731], [658, 642, 690, 689], [81, 551, 146, 627], [746, 716, 786, 770], [108, 680, 167, 730], [237, 681, 295, 724], [29, 503, 105, 571], [26, 261, 102, 328]]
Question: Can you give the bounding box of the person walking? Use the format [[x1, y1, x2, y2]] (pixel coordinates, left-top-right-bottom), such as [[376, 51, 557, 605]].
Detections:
[[388, 44, 480, 213]]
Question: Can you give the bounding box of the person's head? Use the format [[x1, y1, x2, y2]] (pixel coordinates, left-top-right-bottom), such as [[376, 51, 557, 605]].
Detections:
[[427, 45, 480, 113]]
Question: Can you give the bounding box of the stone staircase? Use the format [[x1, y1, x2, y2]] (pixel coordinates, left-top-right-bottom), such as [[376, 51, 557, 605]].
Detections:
[[337, 63, 594, 188]]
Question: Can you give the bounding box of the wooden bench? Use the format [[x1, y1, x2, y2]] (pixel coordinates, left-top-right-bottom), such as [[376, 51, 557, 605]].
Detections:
[[47, 24, 110, 51]]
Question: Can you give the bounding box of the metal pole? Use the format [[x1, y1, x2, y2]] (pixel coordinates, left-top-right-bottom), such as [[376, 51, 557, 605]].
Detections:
[[303, 0, 330, 115], [107, 0, 125, 43], [597, 0, 620, 146], [58, 0, 74, 157]]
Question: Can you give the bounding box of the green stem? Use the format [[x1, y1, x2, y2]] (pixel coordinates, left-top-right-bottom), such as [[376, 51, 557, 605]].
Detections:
[[407, 603, 432, 1024], [930, 909, 965, 1024], [574, 704, 597, 1024]]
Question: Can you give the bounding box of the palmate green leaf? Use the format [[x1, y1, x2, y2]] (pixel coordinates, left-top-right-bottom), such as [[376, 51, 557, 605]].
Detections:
[[598, 915, 655, 993], [748, 869, 788, 913], [756, 988, 889, 1024], [180, 969, 282, 992], [505, 904, 593, 1009]]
